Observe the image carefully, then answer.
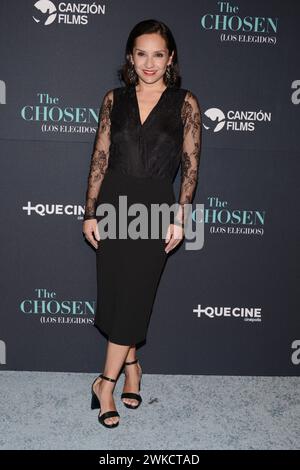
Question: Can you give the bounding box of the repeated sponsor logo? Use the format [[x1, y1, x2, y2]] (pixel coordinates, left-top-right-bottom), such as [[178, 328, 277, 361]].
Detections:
[[200, 1, 278, 45], [32, 0, 106, 26], [193, 304, 262, 322]]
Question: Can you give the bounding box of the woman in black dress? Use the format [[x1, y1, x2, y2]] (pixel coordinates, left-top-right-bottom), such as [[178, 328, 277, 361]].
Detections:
[[82, 19, 201, 428]]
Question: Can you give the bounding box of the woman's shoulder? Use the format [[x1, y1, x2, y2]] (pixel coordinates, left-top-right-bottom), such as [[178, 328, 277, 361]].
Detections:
[[112, 85, 130, 95], [169, 86, 198, 103], [178, 89, 201, 115], [178, 87, 199, 102], [100, 86, 127, 108], [107, 85, 133, 101]]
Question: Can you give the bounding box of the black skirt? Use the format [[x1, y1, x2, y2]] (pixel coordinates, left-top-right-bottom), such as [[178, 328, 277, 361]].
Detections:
[[94, 167, 176, 345]]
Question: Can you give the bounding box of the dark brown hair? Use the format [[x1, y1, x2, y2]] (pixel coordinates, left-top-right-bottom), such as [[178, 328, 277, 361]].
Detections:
[[118, 19, 181, 88]]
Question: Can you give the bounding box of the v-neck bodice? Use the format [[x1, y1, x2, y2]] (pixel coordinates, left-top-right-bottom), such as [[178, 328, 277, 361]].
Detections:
[[133, 85, 169, 128], [83, 84, 202, 222], [107, 84, 188, 180]]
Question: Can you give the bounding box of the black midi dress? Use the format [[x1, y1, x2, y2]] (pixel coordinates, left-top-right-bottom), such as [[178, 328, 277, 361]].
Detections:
[[84, 83, 201, 345]]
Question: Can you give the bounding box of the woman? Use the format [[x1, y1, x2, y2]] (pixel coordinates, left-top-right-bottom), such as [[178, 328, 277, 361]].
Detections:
[[83, 19, 201, 428]]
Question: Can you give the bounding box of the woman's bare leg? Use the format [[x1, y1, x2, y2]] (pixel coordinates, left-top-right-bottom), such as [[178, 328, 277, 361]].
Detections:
[[93, 340, 131, 425], [122, 344, 142, 407], [125, 344, 137, 362]]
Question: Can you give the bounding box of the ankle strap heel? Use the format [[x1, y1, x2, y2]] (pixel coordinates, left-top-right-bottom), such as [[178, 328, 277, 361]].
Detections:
[[121, 358, 143, 410], [100, 373, 117, 383], [91, 373, 120, 428], [124, 359, 138, 366]]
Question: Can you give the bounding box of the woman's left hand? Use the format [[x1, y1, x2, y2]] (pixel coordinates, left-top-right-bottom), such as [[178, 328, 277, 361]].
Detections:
[[165, 224, 184, 254]]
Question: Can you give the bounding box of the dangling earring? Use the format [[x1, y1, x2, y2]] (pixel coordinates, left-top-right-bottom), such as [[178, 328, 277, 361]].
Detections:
[[165, 63, 175, 86], [128, 62, 137, 85], [165, 64, 171, 82]]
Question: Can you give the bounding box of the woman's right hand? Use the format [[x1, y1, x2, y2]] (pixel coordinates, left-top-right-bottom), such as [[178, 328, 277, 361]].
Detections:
[[83, 219, 100, 249]]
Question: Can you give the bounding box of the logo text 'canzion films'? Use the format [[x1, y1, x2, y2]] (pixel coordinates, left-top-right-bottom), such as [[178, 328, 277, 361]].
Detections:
[[32, 0, 106, 26]]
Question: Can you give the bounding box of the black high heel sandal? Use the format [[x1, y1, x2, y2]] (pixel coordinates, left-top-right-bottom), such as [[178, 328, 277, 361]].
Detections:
[[121, 358, 143, 409], [91, 374, 120, 428]]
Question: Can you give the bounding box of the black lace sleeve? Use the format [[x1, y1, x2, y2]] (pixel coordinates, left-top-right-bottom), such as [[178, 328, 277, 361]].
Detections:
[[174, 91, 201, 226], [83, 89, 113, 220]]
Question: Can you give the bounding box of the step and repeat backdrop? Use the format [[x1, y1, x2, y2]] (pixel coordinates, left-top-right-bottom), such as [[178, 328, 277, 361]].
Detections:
[[0, 0, 299, 375]]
